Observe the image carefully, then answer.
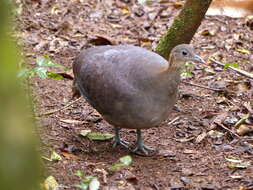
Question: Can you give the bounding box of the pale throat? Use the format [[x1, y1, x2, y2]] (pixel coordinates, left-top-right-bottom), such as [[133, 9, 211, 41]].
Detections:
[[167, 55, 186, 71]]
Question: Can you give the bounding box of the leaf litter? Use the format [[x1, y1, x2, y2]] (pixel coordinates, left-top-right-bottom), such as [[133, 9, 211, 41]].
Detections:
[[16, 0, 253, 189]]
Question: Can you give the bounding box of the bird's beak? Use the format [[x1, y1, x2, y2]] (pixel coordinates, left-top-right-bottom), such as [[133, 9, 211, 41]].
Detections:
[[193, 54, 205, 64]]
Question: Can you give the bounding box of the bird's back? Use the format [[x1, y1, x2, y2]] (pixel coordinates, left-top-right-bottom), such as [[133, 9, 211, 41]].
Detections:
[[73, 45, 180, 129]]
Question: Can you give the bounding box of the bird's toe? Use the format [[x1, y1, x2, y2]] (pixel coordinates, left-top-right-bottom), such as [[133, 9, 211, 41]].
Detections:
[[132, 144, 155, 156], [113, 139, 129, 149]]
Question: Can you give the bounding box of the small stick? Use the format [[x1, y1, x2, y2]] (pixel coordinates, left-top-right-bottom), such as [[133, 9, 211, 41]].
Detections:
[[182, 81, 224, 92], [210, 58, 253, 80], [214, 121, 241, 138], [167, 116, 180, 125], [37, 97, 82, 117]]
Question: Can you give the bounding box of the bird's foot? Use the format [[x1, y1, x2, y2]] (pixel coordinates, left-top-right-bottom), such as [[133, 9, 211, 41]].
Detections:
[[132, 144, 155, 156], [113, 139, 129, 149]]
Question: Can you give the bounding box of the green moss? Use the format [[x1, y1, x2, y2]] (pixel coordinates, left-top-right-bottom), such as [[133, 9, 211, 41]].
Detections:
[[155, 0, 212, 59]]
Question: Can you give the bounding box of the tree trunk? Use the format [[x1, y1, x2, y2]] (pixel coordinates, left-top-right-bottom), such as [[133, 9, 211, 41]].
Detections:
[[155, 0, 212, 60], [0, 1, 42, 190]]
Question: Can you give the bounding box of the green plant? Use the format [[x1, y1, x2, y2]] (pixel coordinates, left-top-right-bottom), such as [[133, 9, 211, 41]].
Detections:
[[72, 171, 100, 190], [18, 55, 69, 80], [181, 61, 194, 77], [110, 155, 132, 172], [224, 62, 239, 69]]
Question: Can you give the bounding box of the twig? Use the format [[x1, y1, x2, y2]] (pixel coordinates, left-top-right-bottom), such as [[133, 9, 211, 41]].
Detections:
[[37, 97, 82, 117], [210, 58, 253, 80], [214, 121, 241, 138], [182, 81, 225, 92], [167, 116, 180, 125], [235, 113, 250, 128], [149, 6, 168, 28]]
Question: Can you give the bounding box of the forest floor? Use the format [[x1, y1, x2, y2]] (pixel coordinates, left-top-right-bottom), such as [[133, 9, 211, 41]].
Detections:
[[16, 0, 253, 189]]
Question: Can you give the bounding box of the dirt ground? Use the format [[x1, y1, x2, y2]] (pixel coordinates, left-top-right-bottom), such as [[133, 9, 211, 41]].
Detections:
[[16, 0, 253, 189]]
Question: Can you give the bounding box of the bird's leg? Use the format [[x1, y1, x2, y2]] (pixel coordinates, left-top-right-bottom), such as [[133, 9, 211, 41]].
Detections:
[[113, 127, 129, 148], [133, 129, 154, 156]]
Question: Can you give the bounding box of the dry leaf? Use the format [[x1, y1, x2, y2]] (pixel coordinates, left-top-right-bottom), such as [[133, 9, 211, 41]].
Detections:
[[236, 124, 253, 136], [61, 152, 79, 159], [236, 48, 250, 55], [173, 1, 184, 8], [60, 119, 82, 124], [88, 35, 116, 46], [195, 132, 207, 143]]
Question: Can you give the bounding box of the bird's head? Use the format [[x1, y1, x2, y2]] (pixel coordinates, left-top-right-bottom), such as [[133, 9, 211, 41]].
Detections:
[[169, 44, 205, 69]]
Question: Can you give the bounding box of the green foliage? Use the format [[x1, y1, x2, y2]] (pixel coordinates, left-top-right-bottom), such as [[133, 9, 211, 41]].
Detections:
[[44, 176, 59, 190], [181, 70, 193, 77], [73, 170, 84, 178], [119, 155, 132, 165], [224, 63, 239, 70], [110, 155, 132, 172], [72, 171, 100, 190], [0, 1, 42, 189], [79, 130, 114, 141], [42, 151, 62, 162], [18, 55, 68, 80], [87, 132, 114, 141], [180, 61, 194, 77]]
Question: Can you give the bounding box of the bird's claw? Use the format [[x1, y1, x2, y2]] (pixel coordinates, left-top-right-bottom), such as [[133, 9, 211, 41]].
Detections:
[[132, 144, 155, 156], [113, 139, 129, 149]]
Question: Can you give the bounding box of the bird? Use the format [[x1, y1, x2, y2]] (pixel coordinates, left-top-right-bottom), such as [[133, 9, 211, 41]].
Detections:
[[72, 44, 205, 156]]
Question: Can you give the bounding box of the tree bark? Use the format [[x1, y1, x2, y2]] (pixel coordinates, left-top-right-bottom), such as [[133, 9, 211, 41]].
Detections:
[[155, 0, 212, 60], [0, 1, 42, 190]]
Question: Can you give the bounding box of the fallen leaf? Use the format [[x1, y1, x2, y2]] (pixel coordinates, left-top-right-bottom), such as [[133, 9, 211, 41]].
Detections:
[[44, 176, 58, 190], [236, 82, 251, 92], [236, 48, 250, 55], [230, 175, 243, 179], [72, 170, 84, 177], [122, 8, 131, 14], [87, 132, 114, 141], [200, 29, 216, 36], [119, 155, 132, 166], [183, 149, 198, 154], [235, 113, 250, 128], [50, 6, 60, 15], [236, 124, 253, 136], [175, 137, 195, 142], [50, 151, 62, 161], [195, 131, 207, 143], [79, 129, 92, 137], [226, 157, 250, 169], [60, 119, 82, 125], [173, 1, 184, 8], [207, 130, 224, 138], [61, 152, 79, 159], [88, 35, 116, 46], [110, 155, 133, 171], [42, 151, 62, 162], [74, 183, 88, 190], [158, 149, 176, 157], [227, 163, 249, 169], [89, 177, 100, 190]]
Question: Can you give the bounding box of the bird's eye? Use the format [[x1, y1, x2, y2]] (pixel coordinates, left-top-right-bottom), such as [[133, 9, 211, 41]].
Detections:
[[182, 50, 188, 56]]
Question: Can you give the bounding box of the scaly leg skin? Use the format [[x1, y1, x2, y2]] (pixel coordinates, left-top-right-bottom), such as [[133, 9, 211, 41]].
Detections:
[[132, 129, 155, 156], [112, 127, 129, 149]]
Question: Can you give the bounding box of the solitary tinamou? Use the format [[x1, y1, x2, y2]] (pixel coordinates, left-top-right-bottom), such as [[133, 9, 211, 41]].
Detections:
[[73, 44, 205, 155]]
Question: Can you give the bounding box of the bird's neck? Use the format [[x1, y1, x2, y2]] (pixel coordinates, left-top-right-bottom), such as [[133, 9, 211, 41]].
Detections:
[[167, 54, 184, 71], [164, 55, 182, 85]]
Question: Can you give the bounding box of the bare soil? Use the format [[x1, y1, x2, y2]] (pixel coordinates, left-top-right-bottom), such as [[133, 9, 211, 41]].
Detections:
[[16, 0, 253, 189]]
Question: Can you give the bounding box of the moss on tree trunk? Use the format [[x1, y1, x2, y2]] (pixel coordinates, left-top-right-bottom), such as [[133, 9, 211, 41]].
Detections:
[[155, 0, 212, 60]]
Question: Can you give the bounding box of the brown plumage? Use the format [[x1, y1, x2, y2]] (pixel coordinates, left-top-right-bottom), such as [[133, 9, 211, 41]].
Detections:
[[73, 44, 204, 155]]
